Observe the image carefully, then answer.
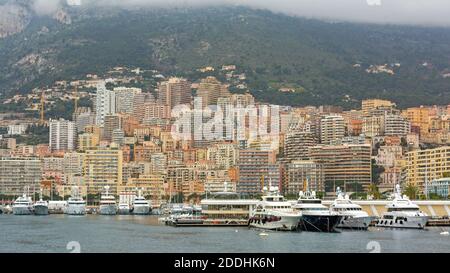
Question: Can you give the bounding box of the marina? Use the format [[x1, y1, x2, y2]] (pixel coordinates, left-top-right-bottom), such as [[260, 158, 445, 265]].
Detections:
[[0, 214, 449, 253]]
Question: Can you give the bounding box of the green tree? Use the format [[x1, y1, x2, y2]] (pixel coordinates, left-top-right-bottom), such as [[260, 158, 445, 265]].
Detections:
[[403, 184, 419, 200], [368, 183, 381, 200]]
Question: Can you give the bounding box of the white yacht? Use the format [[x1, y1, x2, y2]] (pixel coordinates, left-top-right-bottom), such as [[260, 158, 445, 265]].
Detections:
[[375, 184, 429, 229], [118, 191, 133, 215], [65, 186, 86, 216], [132, 189, 150, 215], [33, 189, 49, 216], [293, 190, 341, 232], [249, 186, 301, 231], [99, 186, 117, 215], [329, 187, 374, 230], [12, 192, 34, 215]]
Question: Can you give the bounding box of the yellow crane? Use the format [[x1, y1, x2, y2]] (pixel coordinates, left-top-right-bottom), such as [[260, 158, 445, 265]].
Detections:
[[40, 90, 45, 125]]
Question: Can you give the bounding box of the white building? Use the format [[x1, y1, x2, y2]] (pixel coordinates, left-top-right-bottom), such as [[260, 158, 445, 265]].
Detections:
[[320, 114, 345, 144], [95, 83, 116, 126], [49, 119, 77, 152], [7, 124, 28, 135]]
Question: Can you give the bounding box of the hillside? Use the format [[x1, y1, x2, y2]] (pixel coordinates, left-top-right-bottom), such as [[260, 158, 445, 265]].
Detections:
[[1, 4, 450, 108]]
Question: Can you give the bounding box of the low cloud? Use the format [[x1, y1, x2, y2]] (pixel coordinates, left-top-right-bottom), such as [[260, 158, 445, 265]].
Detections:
[[30, 0, 450, 27]]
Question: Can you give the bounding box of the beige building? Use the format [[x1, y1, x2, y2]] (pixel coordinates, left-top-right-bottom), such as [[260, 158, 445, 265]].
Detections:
[[196, 76, 230, 107], [362, 99, 395, 116], [406, 146, 450, 193], [157, 77, 191, 110], [78, 133, 99, 151], [83, 147, 123, 195]]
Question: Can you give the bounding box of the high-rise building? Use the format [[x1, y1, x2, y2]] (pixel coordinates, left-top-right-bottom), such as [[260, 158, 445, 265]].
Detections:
[[0, 157, 43, 196], [362, 99, 395, 116], [103, 114, 122, 142], [320, 115, 345, 144], [114, 87, 142, 114], [406, 146, 450, 193], [309, 144, 372, 193], [384, 114, 410, 136], [207, 143, 238, 170], [284, 130, 318, 162], [95, 83, 116, 126], [157, 77, 191, 110], [49, 118, 77, 152], [196, 76, 230, 107], [83, 147, 123, 195], [284, 160, 324, 195], [237, 149, 280, 195], [402, 106, 431, 136]]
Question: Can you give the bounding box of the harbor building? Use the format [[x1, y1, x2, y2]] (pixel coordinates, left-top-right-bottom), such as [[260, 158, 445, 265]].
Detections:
[[237, 149, 280, 195], [309, 144, 372, 193], [0, 157, 43, 196], [82, 147, 123, 195], [283, 160, 324, 195], [426, 178, 450, 198], [406, 146, 450, 193]]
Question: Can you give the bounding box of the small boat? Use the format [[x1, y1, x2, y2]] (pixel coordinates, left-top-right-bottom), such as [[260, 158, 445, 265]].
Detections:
[[34, 189, 49, 216], [12, 189, 34, 215], [99, 186, 117, 215], [329, 187, 374, 230], [132, 189, 150, 215], [375, 184, 429, 229], [65, 186, 86, 216]]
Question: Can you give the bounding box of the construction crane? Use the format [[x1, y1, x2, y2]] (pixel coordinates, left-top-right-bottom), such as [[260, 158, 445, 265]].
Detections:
[[40, 90, 45, 125]]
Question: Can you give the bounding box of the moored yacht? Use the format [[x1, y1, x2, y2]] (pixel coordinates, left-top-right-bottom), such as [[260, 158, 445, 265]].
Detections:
[[375, 184, 429, 229], [65, 186, 86, 216], [329, 187, 373, 230], [293, 190, 341, 232], [12, 191, 34, 215], [33, 189, 49, 216], [132, 189, 150, 215], [249, 186, 301, 231], [99, 186, 117, 215]]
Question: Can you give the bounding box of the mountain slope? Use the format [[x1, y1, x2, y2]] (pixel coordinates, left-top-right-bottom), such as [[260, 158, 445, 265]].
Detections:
[[1, 5, 450, 108]]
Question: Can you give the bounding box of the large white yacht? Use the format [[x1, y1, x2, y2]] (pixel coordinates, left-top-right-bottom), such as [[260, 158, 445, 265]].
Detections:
[[99, 186, 117, 215], [329, 187, 374, 230], [375, 184, 429, 229], [249, 186, 301, 231], [33, 189, 49, 216], [65, 186, 86, 216], [132, 189, 150, 215], [12, 190, 34, 215], [293, 190, 341, 232]]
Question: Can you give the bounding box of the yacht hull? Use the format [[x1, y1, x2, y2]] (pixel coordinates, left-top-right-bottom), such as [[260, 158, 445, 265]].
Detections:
[[337, 216, 374, 230], [249, 215, 301, 231], [375, 216, 429, 229], [118, 207, 131, 215], [133, 205, 150, 215], [34, 205, 49, 216], [99, 205, 117, 215], [299, 215, 342, 232], [12, 206, 33, 215], [65, 205, 86, 216]]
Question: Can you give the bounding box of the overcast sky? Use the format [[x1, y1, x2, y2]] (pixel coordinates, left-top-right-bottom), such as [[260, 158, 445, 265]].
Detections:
[[31, 0, 450, 27]]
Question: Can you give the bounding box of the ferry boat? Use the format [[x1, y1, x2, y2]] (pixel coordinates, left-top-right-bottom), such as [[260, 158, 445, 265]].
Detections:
[[12, 192, 34, 215], [329, 187, 373, 230], [293, 190, 341, 232], [33, 189, 49, 216], [99, 186, 117, 215], [200, 182, 258, 226], [375, 184, 430, 229], [249, 186, 301, 231], [132, 189, 150, 215], [65, 186, 86, 216]]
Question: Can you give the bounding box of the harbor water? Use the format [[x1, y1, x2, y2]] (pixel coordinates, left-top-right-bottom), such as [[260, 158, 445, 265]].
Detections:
[[0, 214, 449, 253]]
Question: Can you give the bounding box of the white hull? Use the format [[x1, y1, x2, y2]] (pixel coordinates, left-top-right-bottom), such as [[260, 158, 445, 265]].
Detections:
[[65, 205, 86, 215], [249, 215, 301, 231], [99, 205, 117, 215], [133, 205, 150, 215], [337, 216, 374, 229], [375, 216, 429, 229], [12, 206, 33, 215], [118, 207, 131, 215], [34, 205, 49, 215]]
